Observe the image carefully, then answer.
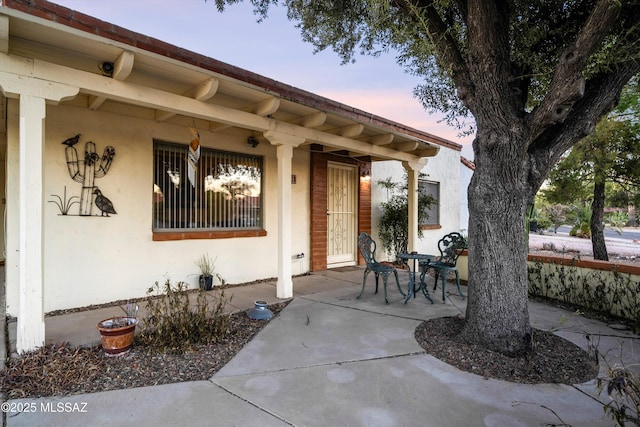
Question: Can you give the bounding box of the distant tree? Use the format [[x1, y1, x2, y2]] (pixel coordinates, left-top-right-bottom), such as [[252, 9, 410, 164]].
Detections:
[[609, 186, 640, 226], [537, 202, 569, 233], [215, 0, 640, 355], [544, 81, 640, 260]]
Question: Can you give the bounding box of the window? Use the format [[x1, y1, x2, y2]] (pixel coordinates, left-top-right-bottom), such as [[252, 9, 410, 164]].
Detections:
[[419, 180, 440, 226], [153, 141, 263, 232]]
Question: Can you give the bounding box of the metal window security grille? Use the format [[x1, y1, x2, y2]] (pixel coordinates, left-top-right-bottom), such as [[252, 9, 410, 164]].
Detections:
[[419, 180, 440, 225], [153, 141, 263, 231]]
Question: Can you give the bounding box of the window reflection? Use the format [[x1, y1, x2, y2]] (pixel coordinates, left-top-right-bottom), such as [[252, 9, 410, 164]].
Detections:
[[153, 141, 263, 230]]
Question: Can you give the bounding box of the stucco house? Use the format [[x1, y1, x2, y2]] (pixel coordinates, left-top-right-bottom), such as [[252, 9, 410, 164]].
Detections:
[[0, 0, 463, 352]]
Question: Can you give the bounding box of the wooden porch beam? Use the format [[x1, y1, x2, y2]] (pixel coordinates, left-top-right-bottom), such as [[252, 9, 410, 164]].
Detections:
[[89, 50, 134, 110], [0, 15, 8, 54], [393, 141, 419, 152], [339, 123, 364, 137], [250, 96, 280, 116], [0, 53, 433, 162], [370, 134, 395, 146], [156, 77, 219, 121]]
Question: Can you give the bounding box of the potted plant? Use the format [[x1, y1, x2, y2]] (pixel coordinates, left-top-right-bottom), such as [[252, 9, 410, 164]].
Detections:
[[96, 302, 138, 355], [195, 253, 216, 290]]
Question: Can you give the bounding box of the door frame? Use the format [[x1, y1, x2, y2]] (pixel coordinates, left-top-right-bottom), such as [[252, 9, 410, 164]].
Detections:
[[326, 161, 358, 267], [309, 146, 371, 271]]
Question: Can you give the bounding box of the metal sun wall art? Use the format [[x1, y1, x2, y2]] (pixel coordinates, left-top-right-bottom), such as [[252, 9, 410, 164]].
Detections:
[[49, 134, 117, 217]]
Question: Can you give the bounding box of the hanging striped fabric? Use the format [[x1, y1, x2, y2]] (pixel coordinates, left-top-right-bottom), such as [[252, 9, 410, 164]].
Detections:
[[187, 127, 200, 188]]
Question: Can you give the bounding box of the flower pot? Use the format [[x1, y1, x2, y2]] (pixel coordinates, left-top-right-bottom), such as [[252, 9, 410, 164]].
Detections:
[[97, 317, 138, 355], [199, 275, 213, 291]]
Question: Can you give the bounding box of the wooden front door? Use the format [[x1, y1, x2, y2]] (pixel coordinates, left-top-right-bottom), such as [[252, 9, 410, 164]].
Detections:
[[327, 162, 357, 267]]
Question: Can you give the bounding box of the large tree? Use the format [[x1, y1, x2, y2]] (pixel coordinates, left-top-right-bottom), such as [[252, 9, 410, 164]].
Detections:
[[215, 0, 640, 355]]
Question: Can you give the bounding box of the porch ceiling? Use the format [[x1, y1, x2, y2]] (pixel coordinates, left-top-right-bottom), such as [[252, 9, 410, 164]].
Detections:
[[0, 4, 461, 162]]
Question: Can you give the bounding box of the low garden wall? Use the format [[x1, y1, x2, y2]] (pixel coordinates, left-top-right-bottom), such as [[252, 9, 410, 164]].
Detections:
[[456, 251, 640, 326], [527, 253, 640, 325], [457, 250, 469, 283]]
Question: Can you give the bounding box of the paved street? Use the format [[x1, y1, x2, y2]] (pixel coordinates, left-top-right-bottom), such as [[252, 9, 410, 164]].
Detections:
[[529, 227, 640, 259]]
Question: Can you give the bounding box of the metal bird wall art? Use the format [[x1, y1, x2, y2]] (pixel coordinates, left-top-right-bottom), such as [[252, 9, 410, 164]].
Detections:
[[93, 188, 117, 217], [61, 134, 81, 147], [61, 134, 117, 216]]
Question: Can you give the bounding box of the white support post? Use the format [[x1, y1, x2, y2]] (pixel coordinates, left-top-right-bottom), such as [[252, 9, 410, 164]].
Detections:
[[17, 95, 46, 353], [0, 76, 78, 352], [263, 131, 305, 299], [403, 161, 427, 253]]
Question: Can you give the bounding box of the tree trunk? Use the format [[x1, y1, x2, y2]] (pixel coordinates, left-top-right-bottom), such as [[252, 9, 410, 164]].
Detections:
[[460, 133, 532, 356], [591, 180, 608, 261]]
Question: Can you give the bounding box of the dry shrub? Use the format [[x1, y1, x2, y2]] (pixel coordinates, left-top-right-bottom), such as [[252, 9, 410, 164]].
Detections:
[[141, 278, 231, 353]]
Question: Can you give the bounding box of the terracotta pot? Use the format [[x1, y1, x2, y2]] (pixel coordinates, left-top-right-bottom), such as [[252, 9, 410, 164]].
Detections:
[[96, 317, 138, 355]]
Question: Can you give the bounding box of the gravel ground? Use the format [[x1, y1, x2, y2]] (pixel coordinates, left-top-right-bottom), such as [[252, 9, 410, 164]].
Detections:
[[415, 316, 599, 384], [1, 303, 288, 399]]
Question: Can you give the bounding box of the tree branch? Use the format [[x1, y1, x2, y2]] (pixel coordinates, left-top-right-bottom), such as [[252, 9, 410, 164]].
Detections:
[[527, 0, 622, 141], [394, 0, 473, 104], [452, 0, 468, 22], [527, 62, 640, 198], [464, 1, 515, 117]]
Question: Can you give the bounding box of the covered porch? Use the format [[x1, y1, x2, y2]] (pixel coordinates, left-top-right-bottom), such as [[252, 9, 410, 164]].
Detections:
[[0, 0, 456, 351]]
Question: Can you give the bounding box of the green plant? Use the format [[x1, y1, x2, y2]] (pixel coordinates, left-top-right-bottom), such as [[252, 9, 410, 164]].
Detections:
[[568, 203, 592, 238], [376, 175, 434, 258], [607, 210, 629, 235], [527, 204, 553, 234], [195, 253, 216, 277], [141, 278, 231, 353]]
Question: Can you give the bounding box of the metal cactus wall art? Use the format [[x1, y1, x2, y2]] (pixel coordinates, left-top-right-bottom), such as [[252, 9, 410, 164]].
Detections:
[[62, 134, 116, 216], [48, 186, 79, 215]]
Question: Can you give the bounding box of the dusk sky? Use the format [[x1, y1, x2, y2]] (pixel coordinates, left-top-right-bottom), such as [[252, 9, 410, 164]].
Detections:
[[53, 0, 474, 158]]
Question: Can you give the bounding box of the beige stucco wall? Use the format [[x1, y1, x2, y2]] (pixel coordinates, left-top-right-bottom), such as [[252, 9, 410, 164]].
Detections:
[[371, 145, 461, 260], [5, 101, 310, 314]]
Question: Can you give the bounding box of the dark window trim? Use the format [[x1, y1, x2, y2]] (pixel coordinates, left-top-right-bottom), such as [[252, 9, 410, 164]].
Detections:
[[153, 229, 267, 241]]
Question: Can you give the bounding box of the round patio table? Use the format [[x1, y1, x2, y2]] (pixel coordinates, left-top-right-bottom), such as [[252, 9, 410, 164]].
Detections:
[[396, 252, 436, 304]]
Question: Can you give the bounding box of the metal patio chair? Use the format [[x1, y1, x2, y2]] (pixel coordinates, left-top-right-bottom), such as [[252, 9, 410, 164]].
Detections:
[[356, 232, 405, 304], [419, 232, 467, 302]]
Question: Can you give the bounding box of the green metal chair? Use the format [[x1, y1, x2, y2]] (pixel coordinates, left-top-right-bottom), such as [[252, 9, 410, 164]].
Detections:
[[419, 232, 466, 302], [357, 232, 405, 304]]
